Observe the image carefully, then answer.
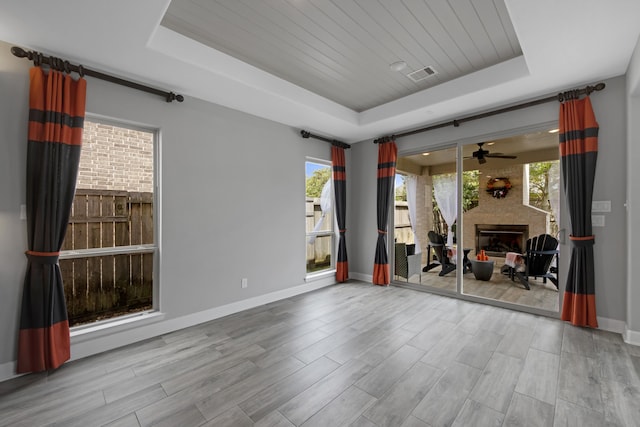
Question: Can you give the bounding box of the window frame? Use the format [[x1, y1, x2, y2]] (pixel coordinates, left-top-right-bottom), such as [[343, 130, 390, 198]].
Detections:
[[60, 115, 160, 329]]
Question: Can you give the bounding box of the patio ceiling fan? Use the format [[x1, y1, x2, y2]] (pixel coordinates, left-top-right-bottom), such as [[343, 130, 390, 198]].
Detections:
[[467, 142, 517, 164]]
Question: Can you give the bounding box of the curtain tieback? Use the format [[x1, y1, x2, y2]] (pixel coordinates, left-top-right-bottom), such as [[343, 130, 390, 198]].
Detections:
[[339, 229, 347, 235], [377, 229, 387, 235], [25, 250, 60, 264], [569, 235, 595, 247]]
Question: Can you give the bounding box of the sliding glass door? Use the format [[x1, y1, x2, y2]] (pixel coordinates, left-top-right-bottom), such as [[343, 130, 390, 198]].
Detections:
[[393, 129, 561, 315], [460, 132, 560, 312], [393, 147, 458, 292]]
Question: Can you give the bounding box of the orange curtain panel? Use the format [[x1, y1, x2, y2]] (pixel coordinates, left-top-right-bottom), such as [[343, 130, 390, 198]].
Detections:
[[373, 140, 397, 285], [17, 67, 87, 373], [559, 96, 599, 328]]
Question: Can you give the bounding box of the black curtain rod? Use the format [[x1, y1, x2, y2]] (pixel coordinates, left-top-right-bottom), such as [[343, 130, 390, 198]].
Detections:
[[373, 82, 606, 144], [11, 46, 184, 103], [300, 130, 350, 149]]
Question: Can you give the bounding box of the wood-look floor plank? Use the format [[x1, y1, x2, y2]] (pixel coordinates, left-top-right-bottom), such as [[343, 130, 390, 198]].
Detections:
[[600, 377, 640, 426], [355, 328, 417, 367], [253, 411, 295, 427], [135, 360, 259, 425], [552, 398, 605, 427], [420, 327, 474, 369], [363, 362, 442, 426], [468, 352, 524, 413], [159, 344, 264, 395], [294, 327, 363, 364], [326, 327, 397, 364], [239, 356, 339, 422], [102, 413, 142, 427], [455, 329, 502, 370], [350, 415, 378, 427], [562, 324, 597, 358], [450, 399, 504, 427], [595, 337, 639, 385], [531, 316, 564, 355], [1, 389, 105, 427], [200, 405, 254, 427], [196, 356, 305, 421], [408, 319, 457, 352], [250, 329, 329, 369], [495, 323, 535, 359], [556, 351, 604, 413], [400, 415, 431, 427], [355, 345, 425, 398], [299, 385, 376, 427], [278, 359, 372, 425], [514, 348, 560, 405], [139, 403, 205, 427], [56, 384, 166, 427], [411, 361, 482, 427], [503, 392, 554, 427]]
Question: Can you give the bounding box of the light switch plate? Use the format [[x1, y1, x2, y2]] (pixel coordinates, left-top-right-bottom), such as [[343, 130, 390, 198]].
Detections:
[[592, 200, 611, 212], [592, 215, 605, 227]]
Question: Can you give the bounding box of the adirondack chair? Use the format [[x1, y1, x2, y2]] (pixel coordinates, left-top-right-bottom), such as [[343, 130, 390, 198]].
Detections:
[[514, 233, 559, 290], [422, 231, 456, 276]]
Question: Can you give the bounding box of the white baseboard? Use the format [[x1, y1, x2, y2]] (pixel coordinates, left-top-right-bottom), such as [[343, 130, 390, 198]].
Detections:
[[0, 361, 17, 383], [623, 325, 640, 346], [0, 277, 336, 384], [349, 272, 373, 283], [597, 316, 626, 334]]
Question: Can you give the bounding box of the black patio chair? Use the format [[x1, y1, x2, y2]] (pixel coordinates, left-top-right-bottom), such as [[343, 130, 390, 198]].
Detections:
[[513, 233, 559, 290], [422, 231, 456, 276]]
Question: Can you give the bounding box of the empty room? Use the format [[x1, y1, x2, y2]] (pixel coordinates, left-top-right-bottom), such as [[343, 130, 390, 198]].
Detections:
[[1, 1, 640, 426]]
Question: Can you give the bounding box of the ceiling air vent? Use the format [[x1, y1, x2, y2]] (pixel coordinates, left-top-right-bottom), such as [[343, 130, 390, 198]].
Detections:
[[407, 66, 437, 82]]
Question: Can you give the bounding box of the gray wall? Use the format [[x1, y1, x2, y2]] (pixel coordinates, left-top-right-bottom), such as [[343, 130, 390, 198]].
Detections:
[[0, 39, 338, 369], [626, 35, 640, 336], [350, 76, 628, 324]]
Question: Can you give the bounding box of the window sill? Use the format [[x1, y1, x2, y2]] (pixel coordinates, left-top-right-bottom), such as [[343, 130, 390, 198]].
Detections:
[[70, 310, 165, 343], [305, 269, 336, 282]]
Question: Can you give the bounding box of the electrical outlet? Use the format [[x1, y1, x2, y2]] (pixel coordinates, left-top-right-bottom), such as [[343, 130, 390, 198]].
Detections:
[[241, 278, 248, 288]]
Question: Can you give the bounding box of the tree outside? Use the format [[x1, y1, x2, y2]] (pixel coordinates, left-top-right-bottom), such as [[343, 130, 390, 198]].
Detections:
[[306, 167, 331, 197]]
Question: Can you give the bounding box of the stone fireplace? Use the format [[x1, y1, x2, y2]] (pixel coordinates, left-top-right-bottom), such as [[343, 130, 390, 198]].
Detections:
[[462, 164, 549, 257]]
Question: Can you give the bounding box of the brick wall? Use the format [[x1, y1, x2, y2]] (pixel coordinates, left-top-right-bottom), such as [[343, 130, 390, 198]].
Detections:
[[77, 121, 154, 192]]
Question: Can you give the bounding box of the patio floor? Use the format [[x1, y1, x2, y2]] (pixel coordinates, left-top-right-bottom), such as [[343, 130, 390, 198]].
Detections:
[[395, 259, 559, 313]]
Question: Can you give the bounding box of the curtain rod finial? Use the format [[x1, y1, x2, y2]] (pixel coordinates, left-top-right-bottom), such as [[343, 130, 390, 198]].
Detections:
[[300, 130, 311, 138], [11, 46, 28, 58], [165, 92, 184, 103]]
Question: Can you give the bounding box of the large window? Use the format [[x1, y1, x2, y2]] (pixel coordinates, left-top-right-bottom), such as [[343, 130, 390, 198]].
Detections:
[[59, 119, 157, 326], [305, 160, 334, 274]]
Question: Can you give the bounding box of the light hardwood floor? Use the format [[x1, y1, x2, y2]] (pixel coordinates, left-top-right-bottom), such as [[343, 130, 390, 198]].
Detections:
[[1, 281, 639, 426]]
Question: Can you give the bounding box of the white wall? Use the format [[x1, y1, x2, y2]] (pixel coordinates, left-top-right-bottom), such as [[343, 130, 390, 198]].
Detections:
[[0, 39, 341, 378], [350, 76, 629, 330]]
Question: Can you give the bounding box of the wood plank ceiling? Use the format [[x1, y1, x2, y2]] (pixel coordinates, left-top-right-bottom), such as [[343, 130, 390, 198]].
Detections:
[[161, 0, 522, 112]]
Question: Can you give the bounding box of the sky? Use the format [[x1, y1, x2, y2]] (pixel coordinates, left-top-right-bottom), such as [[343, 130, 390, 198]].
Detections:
[[306, 161, 328, 178]]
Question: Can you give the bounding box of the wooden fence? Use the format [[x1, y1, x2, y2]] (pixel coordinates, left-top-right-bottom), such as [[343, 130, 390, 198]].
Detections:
[[60, 189, 154, 326]]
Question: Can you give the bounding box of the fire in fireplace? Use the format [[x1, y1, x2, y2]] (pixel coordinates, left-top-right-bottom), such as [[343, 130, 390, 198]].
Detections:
[[476, 224, 529, 257]]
